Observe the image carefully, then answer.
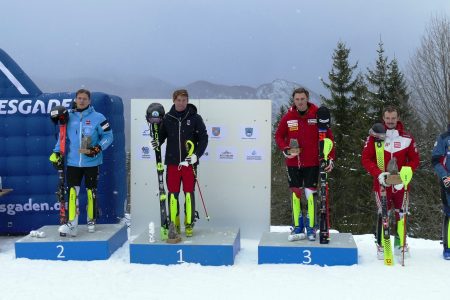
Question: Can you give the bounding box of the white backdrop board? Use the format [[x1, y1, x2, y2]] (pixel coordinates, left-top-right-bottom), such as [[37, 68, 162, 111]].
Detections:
[[130, 99, 271, 238]]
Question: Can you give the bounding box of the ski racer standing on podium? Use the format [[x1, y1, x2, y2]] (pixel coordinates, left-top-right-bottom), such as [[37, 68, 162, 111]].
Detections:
[[49, 89, 113, 237], [275, 87, 335, 242], [151, 89, 208, 238], [361, 106, 419, 259]]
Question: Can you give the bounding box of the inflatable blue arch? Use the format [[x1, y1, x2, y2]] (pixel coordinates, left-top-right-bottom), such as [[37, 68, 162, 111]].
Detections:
[[0, 49, 126, 234]]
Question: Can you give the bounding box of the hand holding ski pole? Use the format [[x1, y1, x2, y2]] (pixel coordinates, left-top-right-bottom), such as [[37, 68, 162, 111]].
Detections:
[[186, 154, 197, 165], [322, 138, 334, 172], [378, 172, 390, 187], [49, 152, 63, 169]]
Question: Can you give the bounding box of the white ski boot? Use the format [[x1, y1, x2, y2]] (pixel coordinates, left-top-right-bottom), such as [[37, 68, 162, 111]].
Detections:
[[288, 226, 306, 241], [87, 220, 96, 233], [58, 219, 78, 237], [394, 244, 410, 258], [376, 244, 384, 260]]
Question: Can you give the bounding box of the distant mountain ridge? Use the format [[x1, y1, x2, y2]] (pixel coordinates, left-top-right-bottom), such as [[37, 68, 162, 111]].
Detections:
[[35, 77, 321, 120]]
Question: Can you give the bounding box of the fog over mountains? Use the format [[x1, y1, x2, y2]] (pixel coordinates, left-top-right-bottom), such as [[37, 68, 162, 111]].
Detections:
[[36, 76, 321, 119]]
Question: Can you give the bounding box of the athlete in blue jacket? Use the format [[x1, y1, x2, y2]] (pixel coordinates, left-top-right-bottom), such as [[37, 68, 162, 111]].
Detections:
[[50, 89, 113, 237], [432, 124, 450, 260]]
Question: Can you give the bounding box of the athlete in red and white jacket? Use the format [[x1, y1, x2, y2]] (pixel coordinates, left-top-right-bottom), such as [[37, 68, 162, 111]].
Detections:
[[362, 110, 419, 204], [275, 100, 335, 168], [275, 87, 335, 242], [361, 106, 419, 257]]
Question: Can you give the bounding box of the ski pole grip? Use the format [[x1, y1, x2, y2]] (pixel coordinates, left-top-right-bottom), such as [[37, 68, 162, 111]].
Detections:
[[186, 140, 195, 157], [323, 138, 333, 161], [399, 166, 413, 189]]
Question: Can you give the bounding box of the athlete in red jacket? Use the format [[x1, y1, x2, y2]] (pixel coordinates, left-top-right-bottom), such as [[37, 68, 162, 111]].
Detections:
[[361, 106, 419, 258], [275, 88, 335, 241]]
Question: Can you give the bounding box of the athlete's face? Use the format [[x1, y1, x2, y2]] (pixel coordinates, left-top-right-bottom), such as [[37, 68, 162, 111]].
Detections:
[[383, 111, 399, 129], [293, 92, 308, 112], [174, 95, 188, 112], [75, 92, 91, 110]]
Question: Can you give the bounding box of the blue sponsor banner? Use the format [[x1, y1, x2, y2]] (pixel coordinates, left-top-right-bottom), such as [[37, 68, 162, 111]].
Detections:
[[0, 49, 126, 233]]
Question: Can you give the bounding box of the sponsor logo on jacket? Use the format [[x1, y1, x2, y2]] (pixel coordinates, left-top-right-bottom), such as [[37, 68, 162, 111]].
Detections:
[[287, 120, 298, 131]]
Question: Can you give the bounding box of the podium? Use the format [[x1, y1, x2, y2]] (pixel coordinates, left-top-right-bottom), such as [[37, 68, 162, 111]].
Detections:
[[130, 227, 240, 266], [258, 232, 358, 266], [15, 224, 127, 261]]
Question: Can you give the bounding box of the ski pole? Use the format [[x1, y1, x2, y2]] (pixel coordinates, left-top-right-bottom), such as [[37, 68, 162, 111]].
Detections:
[[399, 166, 413, 266], [186, 140, 210, 221]]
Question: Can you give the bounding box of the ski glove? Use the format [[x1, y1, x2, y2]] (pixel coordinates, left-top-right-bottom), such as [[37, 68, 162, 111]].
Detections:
[[393, 183, 404, 191], [150, 139, 159, 150], [282, 148, 297, 159], [85, 145, 102, 157], [186, 154, 198, 165], [378, 172, 390, 187], [442, 176, 450, 192], [324, 159, 334, 172], [49, 152, 62, 169]]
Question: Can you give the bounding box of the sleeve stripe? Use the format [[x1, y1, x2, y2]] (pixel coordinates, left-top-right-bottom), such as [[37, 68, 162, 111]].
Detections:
[[101, 121, 111, 131]]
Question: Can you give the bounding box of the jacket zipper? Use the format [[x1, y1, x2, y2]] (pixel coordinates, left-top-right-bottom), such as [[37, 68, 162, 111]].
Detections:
[[168, 110, 190, 163], [79, 112, 83, 167]]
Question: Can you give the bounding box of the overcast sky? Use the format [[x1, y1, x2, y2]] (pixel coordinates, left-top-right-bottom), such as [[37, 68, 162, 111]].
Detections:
[[1, 0, 449, 95]]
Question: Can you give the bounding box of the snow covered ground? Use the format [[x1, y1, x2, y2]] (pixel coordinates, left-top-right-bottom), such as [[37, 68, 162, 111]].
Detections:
[[0, 227, 448, 300]]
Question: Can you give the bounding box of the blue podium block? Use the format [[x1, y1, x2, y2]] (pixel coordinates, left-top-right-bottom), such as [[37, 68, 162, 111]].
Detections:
[[130, 227, 240, 266], [15, 224, 127, 261], [258, 232, 358, 266]]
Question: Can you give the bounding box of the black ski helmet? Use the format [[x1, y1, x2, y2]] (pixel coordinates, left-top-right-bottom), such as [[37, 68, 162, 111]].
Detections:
[[50, 105, 69, 125], [317, 106, 331, 130], [146, 103, 165, 124], [369, 123, 386, 141]]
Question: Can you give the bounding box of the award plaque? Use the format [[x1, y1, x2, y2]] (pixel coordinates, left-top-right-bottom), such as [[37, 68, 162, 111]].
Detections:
[[289, 138, 301, 155], [79, 135, 92, 154]]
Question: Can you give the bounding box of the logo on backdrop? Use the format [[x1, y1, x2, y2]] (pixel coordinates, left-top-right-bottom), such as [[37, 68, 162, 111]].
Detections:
[[245, 149, 263, 161], [209, 125, 226, 139], [140, 146, 151, 159], [141, 124, 151, 137], [0, 99, 73, 115], [245, 127, 253, 137], [217, 147, 237, 161], [212, 127, 221, 137], [241, 126, 257, 140]]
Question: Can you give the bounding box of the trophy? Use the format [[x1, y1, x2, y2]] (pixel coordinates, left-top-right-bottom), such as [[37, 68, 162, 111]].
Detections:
[[289, 138, 301, 155], [386, 157, 402, 185], [79, 135, 92, 154]]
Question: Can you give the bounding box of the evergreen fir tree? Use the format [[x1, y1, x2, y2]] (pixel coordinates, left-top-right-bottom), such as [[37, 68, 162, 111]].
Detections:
[[386, 58, 412, 125], [321, 41, 358, 158], [321, 42, 374, 233], [366, 40, 390, 121]]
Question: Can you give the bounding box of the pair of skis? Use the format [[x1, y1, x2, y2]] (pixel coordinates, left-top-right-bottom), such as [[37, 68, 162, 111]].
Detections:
[[317, 106, 333, 244], [50, 106, 69, 236], [146, 103, 171, 241]]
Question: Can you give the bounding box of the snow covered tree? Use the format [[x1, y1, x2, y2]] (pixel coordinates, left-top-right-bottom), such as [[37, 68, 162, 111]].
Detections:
[[321, 42, 374, 234], [366, 40, 390, 121], [386, 58, 412, 125]]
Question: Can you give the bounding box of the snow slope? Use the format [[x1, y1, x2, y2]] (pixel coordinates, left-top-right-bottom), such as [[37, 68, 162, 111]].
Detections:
[[0, 227, 447, 300]]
